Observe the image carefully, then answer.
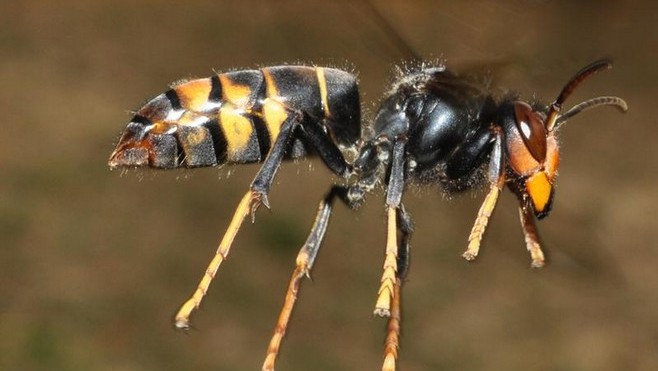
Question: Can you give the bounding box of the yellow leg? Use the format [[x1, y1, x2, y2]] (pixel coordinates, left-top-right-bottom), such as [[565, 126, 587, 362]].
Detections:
[[261, 254, 309, 371], [382, 278, 402, 371], [519, 206, 546, 268], [374, 207, 398, 317], [463, 183, 502, 261], [261, 187, 339, 370], [174, 190, 257, 329]]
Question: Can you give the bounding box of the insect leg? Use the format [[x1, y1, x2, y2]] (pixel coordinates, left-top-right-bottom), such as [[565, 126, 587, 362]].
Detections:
[[262, 185, 349, 371], [382, 270, 402, 371], [174, 110, 303, 329], [463, 129, 506, 262], [250, 110, 305, 211], [518, 205, 546, 268], [375, 138, 407, 317], [299, 118, 350, 176], [382, 204, 413, 371], [396, 204, 413, 280]]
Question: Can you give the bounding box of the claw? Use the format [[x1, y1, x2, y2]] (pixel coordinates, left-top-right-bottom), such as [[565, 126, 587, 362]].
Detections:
[[260, 193, 271, 209], [462, 251, 477, 261], [249, 191, 269, 222], [530, 259, 545, 269]]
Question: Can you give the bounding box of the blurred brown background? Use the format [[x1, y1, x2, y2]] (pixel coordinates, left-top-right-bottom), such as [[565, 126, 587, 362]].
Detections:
[[1, 1, 657, 370]]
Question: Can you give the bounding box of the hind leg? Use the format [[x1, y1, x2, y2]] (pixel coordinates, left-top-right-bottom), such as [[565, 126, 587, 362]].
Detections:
[[174, 111, 303, 329]]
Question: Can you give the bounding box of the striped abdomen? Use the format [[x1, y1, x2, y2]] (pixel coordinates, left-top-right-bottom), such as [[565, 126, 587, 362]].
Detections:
[[109, 66, 360, 169]]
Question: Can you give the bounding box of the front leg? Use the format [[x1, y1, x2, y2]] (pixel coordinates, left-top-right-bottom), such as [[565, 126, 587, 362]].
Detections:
[[519, 205, 546, 268], [461, 128, 505, 262]]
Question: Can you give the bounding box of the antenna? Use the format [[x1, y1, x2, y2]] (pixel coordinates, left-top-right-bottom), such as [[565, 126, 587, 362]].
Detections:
[[545, 59, 613, 131]]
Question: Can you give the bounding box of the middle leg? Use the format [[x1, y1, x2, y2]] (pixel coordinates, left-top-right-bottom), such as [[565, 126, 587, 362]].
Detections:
[[374, 138, 407, 317], [262, 186, 349, 371], [382, 204, 413, 371]]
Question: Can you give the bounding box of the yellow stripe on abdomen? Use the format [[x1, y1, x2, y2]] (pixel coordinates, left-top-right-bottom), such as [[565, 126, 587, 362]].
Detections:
[[174, 79, 212, 112], [219, 75, 252, 107], [219, 106, 254, 160], [262, 98, 288, 144], [262, 68, 280, 99], [261, 68, 290, 147], [316, 67, 330, 118]]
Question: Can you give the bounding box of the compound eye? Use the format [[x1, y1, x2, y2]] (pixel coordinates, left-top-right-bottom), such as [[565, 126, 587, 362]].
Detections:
[[513, 102, 547, 163]]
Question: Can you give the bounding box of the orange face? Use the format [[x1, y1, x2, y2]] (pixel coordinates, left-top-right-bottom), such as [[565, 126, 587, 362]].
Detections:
[[505, 102, 561, 218], [527, 135, 560, 216]]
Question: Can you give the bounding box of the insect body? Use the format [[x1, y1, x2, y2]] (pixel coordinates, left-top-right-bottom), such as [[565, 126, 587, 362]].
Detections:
[[109, 66, 360, 171], [110, 61, 627, 371]]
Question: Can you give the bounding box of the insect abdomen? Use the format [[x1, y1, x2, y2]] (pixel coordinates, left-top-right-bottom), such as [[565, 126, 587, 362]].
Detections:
[[109, 66, 359, 169]]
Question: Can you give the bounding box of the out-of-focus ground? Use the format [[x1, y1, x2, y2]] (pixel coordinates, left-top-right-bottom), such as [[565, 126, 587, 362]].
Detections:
[[1, 1, 657, 370]]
